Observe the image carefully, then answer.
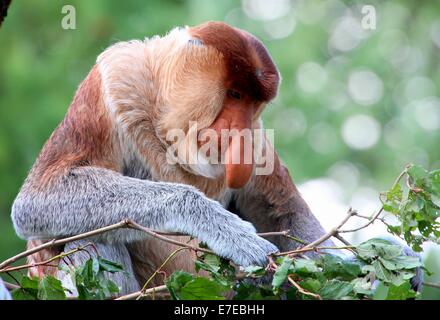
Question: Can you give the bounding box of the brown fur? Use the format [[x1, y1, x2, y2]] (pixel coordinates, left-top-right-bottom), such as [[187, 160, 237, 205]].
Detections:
[[128, 237, 209, 287], [30, 65, 117, 188], [189, 21, 279, 101]]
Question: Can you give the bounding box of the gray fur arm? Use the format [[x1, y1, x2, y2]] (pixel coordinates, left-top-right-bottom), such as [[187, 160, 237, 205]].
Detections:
[[11, 166, 278, 266]]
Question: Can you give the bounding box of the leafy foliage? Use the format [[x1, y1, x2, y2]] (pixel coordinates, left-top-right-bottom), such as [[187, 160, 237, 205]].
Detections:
[[382, 165, 440, 251], [166, 237, 422, 301], [12, 275, 65, 300], [73, 257, 125, 300], [166, 271, 227, 300], [11, 257, 125, 300]]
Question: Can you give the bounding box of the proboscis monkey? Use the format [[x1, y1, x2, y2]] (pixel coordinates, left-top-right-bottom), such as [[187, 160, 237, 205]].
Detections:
[[13, 22, 409, 296]]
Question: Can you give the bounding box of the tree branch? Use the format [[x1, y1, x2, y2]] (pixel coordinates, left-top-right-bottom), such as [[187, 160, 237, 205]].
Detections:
[[0, 220, 131, 269], [115, 285, 168, 300], [0, 243, 95, 273], [423, 281, 440, 289]]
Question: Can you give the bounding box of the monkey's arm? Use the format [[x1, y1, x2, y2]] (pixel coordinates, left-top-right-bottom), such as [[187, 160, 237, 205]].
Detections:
[[11, 166, 278, 266], [231, 142, 334, 252]]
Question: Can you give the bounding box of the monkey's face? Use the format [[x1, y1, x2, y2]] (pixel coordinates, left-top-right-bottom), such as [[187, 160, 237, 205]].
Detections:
[[159, 22, 280, 189]]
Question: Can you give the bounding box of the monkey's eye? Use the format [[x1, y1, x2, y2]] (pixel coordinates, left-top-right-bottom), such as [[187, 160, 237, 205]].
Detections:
[[228, 90, 241, 100]]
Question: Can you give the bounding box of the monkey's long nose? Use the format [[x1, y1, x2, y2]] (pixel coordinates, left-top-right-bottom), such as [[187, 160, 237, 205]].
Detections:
[[224, 132, 253, 189], [211, 101, 254, 189]]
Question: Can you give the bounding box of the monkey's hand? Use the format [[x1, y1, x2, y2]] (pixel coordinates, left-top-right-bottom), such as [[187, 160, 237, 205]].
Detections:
[[12, 166, 278, 267], [192, 202, 280, 267]]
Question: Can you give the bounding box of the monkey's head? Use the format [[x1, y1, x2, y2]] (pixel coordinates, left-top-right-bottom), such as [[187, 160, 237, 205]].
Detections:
[[157, 21, 280, 189]]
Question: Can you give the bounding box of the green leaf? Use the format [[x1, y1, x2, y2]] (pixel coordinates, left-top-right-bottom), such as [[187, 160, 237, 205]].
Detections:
[[242, 265, 266, 277], [179, 277, 226, 300], [292, 258, 319, 277], [21, 276, 39, 290], [387, 225, 402, 236], [272, 257, 293, 290], [195, 254, 235, 288], [319, 280, 353, 300], [387, 281, 417, 300], [428, 169, 440, 195], [406, 197, 425, 213], [299, 278, 322, 293], [234, 282, 278, 300], [357, 238, 402, 260], [407, 165, 428, 187], [92, 258, 100, 274], [351, 277, 373, 295], [430, 195, 440, 208], [372, 281, 389, 300], [98, 257, 125, 274], [372, 260, 414, 286], [387, 183, 403, 201], [372, 260, 395, 283], [195, 254, 221, 275], [378, 255, 422, 271], [37, 276, 66, 300], [361, 264, 375, 274], [11, 276, 39, 300], [383, 183, 403, 214], [166, 271, 195, 300], [80, 259, 98, 287], [73, 257, 125, 300], [106, 280, 120, 294], [11, 288, 38, 300], [234, 282, 264, 300], [320, 255, 361, 280], [373, 281, 416, 300]]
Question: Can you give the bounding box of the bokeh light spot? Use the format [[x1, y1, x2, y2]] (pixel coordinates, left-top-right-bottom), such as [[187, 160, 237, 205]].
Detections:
[[348, 69, 384, 106], [341, 114, 381, 150]]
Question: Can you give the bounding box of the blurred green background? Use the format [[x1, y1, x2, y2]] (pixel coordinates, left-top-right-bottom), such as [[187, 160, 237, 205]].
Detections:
[[0, 0, 439, 298]]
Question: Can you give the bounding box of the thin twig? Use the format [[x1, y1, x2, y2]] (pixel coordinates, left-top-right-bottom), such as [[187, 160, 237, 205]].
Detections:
[[355, 213, 388, 225], [270, 259, 321, 300], [339, 208, 384, 233], [0, 219, 213, 270], [339, 167, 408, 234], [115, 285, 168, 300], [334, 234, 352, 247], [406, 176, 423, 193], [0, 220, 131, 269], [137, 247, 189, 299], [296, 208, 358, 253], [423, 281, 440, 289], [288, 275, 322, 300], [275, 245, 355, 257], [126, 220, 212, 254], [0, 243, 95, 273], [3, 281, 19, 291]]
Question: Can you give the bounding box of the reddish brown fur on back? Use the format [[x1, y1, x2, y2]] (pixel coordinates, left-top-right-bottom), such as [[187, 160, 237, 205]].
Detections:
[[189, 21, 279, 102], [32, 65, 116, 186]]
